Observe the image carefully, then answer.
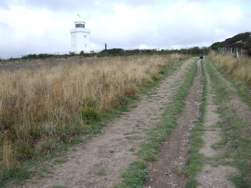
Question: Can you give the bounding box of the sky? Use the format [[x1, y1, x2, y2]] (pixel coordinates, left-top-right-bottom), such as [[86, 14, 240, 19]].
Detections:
[[0, 0, 251, 58]]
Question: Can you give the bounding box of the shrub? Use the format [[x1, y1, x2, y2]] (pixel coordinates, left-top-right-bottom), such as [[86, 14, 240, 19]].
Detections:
[[80, 108, 102, 123]]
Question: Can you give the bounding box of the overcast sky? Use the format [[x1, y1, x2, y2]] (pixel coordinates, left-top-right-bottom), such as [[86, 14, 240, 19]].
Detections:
[[0, 0, 250, 58]]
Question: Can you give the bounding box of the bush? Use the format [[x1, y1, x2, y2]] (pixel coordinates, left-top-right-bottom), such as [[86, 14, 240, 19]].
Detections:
[[117, 94, 128, 106], [69, 52, 76, 56], [80, 108, 102, 123]]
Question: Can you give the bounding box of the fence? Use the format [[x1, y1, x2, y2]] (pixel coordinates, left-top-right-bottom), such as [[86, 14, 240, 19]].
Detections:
[[218, 47, 248, 58]]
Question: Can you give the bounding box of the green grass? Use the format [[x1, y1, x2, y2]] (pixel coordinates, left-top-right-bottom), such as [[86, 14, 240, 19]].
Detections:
[[114, 161, 148, 188], [96, 170, 106, 176], [54, 158, 68, 164], [125, 136, 143, 140], [128, 147, 136, 152], [0, 165, 32, 188], [80, 107, 102, 123], [114, 59, 198, 187]]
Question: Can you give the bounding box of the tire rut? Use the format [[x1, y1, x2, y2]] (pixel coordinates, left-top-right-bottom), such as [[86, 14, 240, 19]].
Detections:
[[144, 60, 203, 188], [197, 61, 238, 188]]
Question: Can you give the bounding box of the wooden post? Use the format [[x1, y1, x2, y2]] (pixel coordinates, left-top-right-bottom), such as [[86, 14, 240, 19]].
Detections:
[[236, 48, 239, 58]]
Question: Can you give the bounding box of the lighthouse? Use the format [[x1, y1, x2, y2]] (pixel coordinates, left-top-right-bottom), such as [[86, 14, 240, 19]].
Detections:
[[70, 20, 90, 54]]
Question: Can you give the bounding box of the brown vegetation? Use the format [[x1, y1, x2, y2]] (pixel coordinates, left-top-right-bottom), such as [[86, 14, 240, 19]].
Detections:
[[0, 54, 183, 168], [209, 51, 251, 85]]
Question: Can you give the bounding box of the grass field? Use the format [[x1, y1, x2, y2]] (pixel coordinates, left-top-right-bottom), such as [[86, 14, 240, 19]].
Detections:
[[209, 51, 251, 86], [0, 54, 183, 171]]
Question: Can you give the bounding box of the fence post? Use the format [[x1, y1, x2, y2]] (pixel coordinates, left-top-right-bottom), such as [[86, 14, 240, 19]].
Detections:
[[236, 48, 239, 58]]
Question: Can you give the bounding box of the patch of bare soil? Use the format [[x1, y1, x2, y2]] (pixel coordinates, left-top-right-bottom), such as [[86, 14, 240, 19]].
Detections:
[[11, 58, 195, 188], [144, 60, 203, 188], [197, 165, 237, 188]]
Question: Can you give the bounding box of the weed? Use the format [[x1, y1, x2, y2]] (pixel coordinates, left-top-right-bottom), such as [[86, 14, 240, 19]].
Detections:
[[131, 104, 137, 108], [172, 166, 184, 175], [80, 107, 102, 123], [54, 158, 68, 164], [36, 138, 57, 154], [116, 94, 129, 107], [186, 178, 199, 188], [114, 161, 148, 188], [152, 75, 159, 81], [125, 136, 142, 140], [0, 166, 32, 187], [96, 170, 106, 176], [159, 70, 165, 74], [128, 147, 136, 152]]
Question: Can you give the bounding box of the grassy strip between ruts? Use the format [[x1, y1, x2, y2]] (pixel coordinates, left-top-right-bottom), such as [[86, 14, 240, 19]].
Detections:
[[205, 59, 251, 188], [114, 59, 198, 188], [183, 60, 207, 187], [0, 57, 189, 188]]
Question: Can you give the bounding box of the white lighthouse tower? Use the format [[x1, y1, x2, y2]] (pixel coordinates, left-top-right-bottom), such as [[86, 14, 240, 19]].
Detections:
[[70, 20, 90, 54]]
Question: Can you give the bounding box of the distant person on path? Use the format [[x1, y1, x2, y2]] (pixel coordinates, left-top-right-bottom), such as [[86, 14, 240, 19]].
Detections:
[[200, 54, 204, 59]]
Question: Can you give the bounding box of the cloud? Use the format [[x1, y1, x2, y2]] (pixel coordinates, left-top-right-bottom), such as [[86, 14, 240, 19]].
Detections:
[[0, 0, 251, 57], [8, 0, 114, 12], [0, 2, 8, 9]]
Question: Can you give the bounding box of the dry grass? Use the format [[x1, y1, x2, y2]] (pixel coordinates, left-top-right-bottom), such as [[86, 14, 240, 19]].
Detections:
[[0, 54, 183, 168], [209, 51, 251, 85], [2, 134, 12, 168]]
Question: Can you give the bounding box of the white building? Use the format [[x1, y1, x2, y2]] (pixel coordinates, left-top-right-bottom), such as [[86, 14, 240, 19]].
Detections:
[[70, 21, 90, 54]]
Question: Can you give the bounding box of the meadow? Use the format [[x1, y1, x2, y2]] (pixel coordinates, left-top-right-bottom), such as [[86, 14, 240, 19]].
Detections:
[[209, 51, 251, 86], [0, 54, 183, 169]]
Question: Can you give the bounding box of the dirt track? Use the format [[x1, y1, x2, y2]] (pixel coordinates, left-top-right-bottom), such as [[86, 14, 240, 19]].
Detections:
[[144, 60, 203, 188], [9, 57, 251, 188]]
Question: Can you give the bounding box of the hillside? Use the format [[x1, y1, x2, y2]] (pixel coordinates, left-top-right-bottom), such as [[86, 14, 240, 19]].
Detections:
[[211, 32, 251, 56]]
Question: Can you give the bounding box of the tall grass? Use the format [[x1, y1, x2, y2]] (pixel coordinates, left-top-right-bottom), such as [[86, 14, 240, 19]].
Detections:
[[0, 54, 182, 168], [2, 134, 12, 168], [209, 51, 251, 85]]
